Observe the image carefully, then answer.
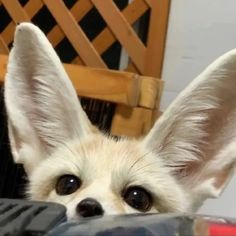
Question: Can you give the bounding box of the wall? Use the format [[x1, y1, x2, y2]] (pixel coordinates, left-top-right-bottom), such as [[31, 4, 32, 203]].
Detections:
[[161, 0, 236, 217]]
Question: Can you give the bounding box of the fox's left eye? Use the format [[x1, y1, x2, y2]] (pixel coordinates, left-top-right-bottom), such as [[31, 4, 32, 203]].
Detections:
[[56, 175, 81, 195], [123, 186, 152, 212]]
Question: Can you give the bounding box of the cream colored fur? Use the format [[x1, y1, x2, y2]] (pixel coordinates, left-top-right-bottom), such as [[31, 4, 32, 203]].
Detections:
[[4, 23, 236, 220]]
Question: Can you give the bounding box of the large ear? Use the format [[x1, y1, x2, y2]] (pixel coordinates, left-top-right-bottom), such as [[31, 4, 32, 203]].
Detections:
[[4, 23, 93, 175], [143, 49, 236, 210]]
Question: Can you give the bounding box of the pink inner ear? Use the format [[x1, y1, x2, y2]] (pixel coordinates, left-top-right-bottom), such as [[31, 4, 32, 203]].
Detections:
[[9, 121, 22, 155], [166, 103, 235, 185], [213, 164, 234, 189]]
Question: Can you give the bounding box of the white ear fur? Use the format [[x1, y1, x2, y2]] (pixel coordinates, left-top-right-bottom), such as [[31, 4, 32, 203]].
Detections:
[[4, 23, 92, 174], [143, 49, 236, 209]]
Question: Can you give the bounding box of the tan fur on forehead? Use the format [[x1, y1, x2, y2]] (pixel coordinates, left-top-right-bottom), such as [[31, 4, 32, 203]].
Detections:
[[28, 134, 148, 199]]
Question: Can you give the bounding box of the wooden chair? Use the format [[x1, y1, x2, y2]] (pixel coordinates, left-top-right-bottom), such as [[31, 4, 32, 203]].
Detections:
[[0, 0, 170, 137], [0, 54, 163, 137]]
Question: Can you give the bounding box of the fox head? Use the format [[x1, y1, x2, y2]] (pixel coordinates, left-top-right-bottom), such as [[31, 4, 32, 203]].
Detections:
[[4, 23, 236, 220]]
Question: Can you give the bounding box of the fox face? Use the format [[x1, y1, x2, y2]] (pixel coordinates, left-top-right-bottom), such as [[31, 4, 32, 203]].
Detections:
[[4, 23, 236, 220], [28, 135, 188, 219]]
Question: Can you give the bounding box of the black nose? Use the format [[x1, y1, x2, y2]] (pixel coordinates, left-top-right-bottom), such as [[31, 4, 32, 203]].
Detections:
[[76, 198, 104, 217]]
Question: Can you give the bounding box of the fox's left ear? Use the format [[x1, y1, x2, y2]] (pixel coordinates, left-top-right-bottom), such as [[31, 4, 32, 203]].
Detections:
[[143, 49, 236, 210], [4, 23, 94, 175]]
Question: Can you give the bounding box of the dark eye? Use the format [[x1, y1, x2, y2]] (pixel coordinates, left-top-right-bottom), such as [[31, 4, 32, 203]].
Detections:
[[123, 186, 152, 212], [56, 175, 81, 195]]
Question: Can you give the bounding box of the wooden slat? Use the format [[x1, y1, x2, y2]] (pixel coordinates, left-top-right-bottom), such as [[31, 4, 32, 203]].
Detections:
[[144, 0, 170, 77], [70, 0, 93, 20], [43, 0, 107, 68], [46, 0, 93, 48], [92, 0, 146, 73], [0, 36, 9, 54], [0, 54, 161, 109], [1, 22, 15, 47], [0, 55, 7, 82], [1, 0, 30, 23], [46, 26, 65, 47], [24, 0, 43, 17], [65, 63, 140, 106], [1, 0, 43, 46], [0, 55, 140, 106]]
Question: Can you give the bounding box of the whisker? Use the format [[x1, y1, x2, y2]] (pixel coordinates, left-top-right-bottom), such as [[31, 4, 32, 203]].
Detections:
[[128, 150, 154, 173], [128, 145, 162, 175], [130, 159, 161, 175]]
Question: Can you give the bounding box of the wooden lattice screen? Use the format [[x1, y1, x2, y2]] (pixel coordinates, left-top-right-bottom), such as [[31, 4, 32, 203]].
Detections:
[[0, 0, 170, 136]]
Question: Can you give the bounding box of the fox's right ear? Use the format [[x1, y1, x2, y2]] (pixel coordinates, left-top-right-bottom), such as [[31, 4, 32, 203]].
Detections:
[[4, 23, 94, 175], [142, 49, 236, 210]]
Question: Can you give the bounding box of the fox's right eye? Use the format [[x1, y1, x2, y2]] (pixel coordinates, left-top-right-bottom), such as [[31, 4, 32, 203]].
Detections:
[[123, 186, 152, 212], [56, 175, 81, 195]]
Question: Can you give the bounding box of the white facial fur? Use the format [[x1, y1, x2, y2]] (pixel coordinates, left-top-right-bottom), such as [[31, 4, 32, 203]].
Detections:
[[4, 23, 236, 219], [28, 135, 188, 219]]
